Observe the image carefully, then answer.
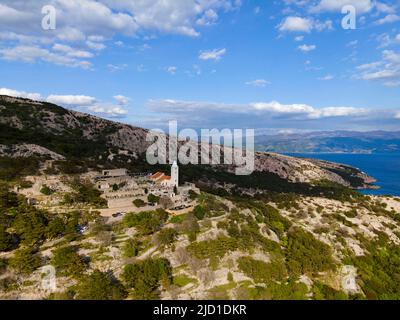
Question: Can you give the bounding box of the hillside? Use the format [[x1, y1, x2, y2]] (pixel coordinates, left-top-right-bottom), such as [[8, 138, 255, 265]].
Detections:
[[0, 95, 374, 191], [1, 95, 400, 300]]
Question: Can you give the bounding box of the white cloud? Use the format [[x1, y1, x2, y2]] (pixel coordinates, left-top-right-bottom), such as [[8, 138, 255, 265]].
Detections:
[[311, 0, 374, 14], [197, 9, 219, 26], [199, 48, 227, 61], [0, 1, 240, 67], [113, 95, 130, 106], [166, 66, 177, 75], [0, 87, 43, 100], [395, 111, 400, 119], [47, 95, 97, 106], [88, 103, 128, 117], [295, 35, 304, 42], [245, 79, 270, 87], [0, 87, 129, 118], [149, 98, 368, 120], [279, 17, 313, 33], [0, 45, 92, 69], [375, 14, 400, 25], [355, 50, 400, 86], [298, 44, 316, 52], [52, 44, 94, 58]]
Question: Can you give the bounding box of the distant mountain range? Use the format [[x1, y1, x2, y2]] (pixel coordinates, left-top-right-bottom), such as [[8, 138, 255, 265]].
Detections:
[[255, 131, 400, 154]]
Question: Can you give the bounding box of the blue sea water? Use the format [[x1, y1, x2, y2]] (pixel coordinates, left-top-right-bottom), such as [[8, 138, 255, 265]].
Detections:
[[286, 153, 400, 197]]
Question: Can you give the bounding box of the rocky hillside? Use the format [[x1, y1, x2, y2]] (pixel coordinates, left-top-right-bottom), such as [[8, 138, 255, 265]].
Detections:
[[0, 95, 374, 189]]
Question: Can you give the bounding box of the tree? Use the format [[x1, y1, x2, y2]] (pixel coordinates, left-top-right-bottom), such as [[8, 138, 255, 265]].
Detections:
[[133, 199, 146, 208], [8, 247, 41, 275], [159, 196, 174, 209], [51, 246, 87, 277], [155, 228, 178, 247], [193, 205, 205, 220], [122, 258, 172, 299], [147, 194, 160, 205], [188, 190, 199, 200], [46, 217, 66, 239], [11, 207, 49, 245], [40, 185, 53, 196], [122, 239, 141, 258], [0, 226, 13, 252], [75, 270, 127, 300]]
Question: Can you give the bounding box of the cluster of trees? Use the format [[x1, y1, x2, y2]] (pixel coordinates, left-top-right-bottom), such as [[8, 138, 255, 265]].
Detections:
[[347, 233, 400, 299], [122, 258, 172, 299], [62, 179, 107, 208], [123, 209, 168, 235], [286, 227, 336, 276], [51, 246, 87, 277]]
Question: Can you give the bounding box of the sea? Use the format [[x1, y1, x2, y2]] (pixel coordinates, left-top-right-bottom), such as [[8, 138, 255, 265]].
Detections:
[[285, 153, 400, 197]]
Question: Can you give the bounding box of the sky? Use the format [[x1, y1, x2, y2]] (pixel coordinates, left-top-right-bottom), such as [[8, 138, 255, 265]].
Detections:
[[0, 0, 400, 133]]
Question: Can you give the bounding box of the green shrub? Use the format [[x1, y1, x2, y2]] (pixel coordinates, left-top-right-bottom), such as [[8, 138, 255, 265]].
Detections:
[[286, 227, 335, 276], [8, 247, 41, 275], [75, 270, 127, 300], [122, 258, 172, 299], [51, 246, 87, 277], [133, 199, 146, 208]]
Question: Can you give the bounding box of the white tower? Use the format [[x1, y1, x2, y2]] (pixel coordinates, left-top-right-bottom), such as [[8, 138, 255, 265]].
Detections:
[[171, 161, 179, 188]]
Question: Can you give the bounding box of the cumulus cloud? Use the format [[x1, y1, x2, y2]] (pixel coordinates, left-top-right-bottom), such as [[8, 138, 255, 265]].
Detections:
[[310, 0, 374, 14], [113, 95, 130, 106], [278, 16, 332, 34], [0, 87, 43, 100], [199, 48, 227, 61], [0, 0, 240, 67], [355, 50, 400, 86], [279, 17, 313, 33], [0, 87, 129, 118], [375, 14, 400, 25], [145, 98, 400, 130], [47, 95, 97, 106]]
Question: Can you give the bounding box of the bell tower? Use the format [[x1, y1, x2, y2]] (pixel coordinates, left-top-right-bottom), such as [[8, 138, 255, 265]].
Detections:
[[171, 161, 179, 188]]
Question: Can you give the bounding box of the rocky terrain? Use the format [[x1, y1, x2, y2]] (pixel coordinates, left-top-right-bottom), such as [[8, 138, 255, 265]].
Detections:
[[2, 94, 399, 301], [0, 95, 375, 189]]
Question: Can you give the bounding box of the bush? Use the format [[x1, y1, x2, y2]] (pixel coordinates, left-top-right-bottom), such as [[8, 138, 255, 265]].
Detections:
[[133, 199, 146, 208], [122, 258, 172, 299], [75, 270, 127, 300], [147, 194, 160, 205], [122, 239, 141, 258], [155, 228, 178, 247], [40, 185, 53, 196], [237, 256, 287, 283], [8, 247, 41, 275], [187, 236, 243, 259], [51, 246, 87, 277], [193, 205, 205, 220], [0, 226, 13, 252], [123, 209, 168, 235]]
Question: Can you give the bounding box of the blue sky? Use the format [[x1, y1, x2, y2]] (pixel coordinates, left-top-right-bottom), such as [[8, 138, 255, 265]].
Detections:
[[0, 0, 399, 133]]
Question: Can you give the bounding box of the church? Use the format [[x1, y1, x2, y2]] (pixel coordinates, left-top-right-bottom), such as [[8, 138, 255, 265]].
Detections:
[[150, 161, 179, 188]]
